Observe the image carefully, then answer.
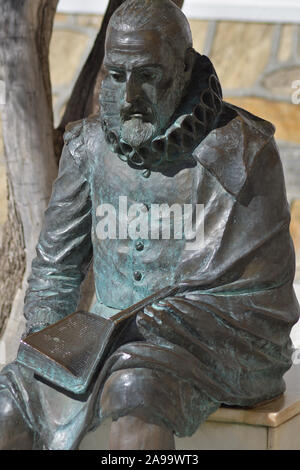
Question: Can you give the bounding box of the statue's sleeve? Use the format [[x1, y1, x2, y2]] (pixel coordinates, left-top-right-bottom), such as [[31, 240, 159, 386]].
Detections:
[[23, 123, 93, 334]]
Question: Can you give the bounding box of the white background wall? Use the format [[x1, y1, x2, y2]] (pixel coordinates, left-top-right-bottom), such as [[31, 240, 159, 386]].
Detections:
[[58, 0, 300, 23]]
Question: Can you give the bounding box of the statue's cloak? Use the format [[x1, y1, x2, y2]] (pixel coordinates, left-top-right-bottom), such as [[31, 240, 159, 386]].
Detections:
[[0, 72, 299, 448], [93, 104, 300, 438]]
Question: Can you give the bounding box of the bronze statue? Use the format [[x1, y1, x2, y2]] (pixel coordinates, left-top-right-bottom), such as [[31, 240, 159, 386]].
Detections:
[[0, 0, 299, 450]]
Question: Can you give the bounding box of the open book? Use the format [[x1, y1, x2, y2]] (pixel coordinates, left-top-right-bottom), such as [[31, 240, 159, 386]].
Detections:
[[16, 285, 178, 398]]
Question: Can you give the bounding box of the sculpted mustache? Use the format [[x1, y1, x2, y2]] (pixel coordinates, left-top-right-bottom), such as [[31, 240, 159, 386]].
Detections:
[[120, 103, 156, 122]]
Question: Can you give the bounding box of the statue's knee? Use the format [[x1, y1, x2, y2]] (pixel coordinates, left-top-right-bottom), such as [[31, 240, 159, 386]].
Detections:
[[100, 369, 156, 416], [0, 389, 17, 419], [100, 370, 137, 408], [0, 389, 33, 450]]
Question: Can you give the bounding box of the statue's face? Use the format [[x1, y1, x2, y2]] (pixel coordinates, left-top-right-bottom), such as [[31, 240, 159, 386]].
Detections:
[[102, 28, 187, 149]]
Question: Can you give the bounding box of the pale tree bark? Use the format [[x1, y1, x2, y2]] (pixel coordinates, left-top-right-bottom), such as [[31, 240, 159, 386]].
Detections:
[[0, 0, 58, 360]]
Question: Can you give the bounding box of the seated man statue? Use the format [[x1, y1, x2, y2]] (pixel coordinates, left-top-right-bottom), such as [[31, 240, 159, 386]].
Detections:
[[0, 0, 299, 450]]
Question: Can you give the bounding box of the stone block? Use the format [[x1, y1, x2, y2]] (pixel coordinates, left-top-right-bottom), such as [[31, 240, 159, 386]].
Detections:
[[54, 13, 69, 25], [278, 25, 296, 63], [211, 22, 274, 89], [189, 20, 209, 55], [50, 29, 90, 87], [262, 67, 300, 98], [226, 96, 300, 144], [76, 14, 103, 29]]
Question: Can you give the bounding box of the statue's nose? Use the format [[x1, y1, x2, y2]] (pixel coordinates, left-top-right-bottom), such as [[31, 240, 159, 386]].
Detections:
[[125, 73, 140, 104]]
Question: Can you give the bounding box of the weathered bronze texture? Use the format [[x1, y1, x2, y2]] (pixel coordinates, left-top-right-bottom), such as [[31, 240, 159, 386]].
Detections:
[[0, 0, 299, 450], [17, 285, 178, 396]]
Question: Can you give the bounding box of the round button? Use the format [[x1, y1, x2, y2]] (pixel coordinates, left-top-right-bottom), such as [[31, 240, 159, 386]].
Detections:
[[134, 271, 142, 281], [135, 241, 144, 252]]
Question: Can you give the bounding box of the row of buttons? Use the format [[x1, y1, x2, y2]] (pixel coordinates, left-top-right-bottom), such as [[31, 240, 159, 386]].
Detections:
[[134, 271, 142, 281], [134, 201, 148, 284], [134, 239, 144, 281], [135, 241, 144, 252]]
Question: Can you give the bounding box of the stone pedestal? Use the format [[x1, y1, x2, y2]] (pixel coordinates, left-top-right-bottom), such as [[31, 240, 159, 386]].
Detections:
[[79, 366, 300, 450]]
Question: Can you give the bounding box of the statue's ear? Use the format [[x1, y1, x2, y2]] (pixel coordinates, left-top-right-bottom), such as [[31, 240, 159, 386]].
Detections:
[[184, 48, 196, 76]]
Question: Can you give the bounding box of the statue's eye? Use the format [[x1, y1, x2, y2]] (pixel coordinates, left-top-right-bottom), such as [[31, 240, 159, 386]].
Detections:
[[138, 70, 156, 82], [110, 71, 126, 83]]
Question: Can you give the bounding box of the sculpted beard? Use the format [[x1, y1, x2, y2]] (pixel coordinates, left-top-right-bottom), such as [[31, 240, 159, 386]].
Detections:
[[121, 72, 186, 149], [100, 63, 187, 151], [120, 117, 155, 149]]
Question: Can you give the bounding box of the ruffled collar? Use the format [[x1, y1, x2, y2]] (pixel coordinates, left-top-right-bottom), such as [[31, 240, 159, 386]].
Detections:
[[101, 54, 223, 178]]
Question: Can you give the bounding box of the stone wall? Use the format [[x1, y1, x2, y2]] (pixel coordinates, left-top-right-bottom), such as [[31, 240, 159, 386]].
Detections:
[[0, 13, 300, 276]]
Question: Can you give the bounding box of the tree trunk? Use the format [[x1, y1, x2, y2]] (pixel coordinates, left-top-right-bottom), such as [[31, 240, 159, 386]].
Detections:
[[0, 0, 58, 361]]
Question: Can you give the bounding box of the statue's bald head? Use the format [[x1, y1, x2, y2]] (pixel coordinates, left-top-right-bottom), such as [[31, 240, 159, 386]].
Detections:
[[102, 0, 196, 152], [107, 0, 193, 60]]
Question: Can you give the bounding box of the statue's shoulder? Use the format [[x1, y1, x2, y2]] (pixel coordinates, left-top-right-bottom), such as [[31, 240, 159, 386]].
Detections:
[[194, 102, 280, 204], [225, 102, 276, 140], [63, 114, 104, 166]]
